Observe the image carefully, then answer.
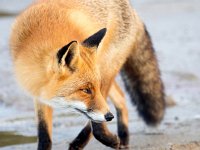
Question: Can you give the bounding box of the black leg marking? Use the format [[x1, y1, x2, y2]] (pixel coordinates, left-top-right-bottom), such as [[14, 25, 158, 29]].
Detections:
[[92, 122, 120, 149], [69, 122, 92, 150], [116, 108, 129, 149], [37, 112, 52, 150]]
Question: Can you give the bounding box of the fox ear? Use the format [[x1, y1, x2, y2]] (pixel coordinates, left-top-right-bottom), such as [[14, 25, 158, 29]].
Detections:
[[82, 28, 107, 47], [57, 41, 79, 71]]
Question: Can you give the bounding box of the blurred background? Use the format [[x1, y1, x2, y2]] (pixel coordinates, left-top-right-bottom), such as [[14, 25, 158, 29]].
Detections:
[[0, 0, 200, 149]]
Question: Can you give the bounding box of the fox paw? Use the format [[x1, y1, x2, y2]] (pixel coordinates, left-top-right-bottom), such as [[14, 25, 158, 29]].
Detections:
[[119, 144, 129, 149], [111, 135, 120, 149]]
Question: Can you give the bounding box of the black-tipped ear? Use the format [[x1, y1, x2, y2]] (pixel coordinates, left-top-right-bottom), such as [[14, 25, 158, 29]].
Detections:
[[82, 28, 106, 47], [57, 41, 78, 71]]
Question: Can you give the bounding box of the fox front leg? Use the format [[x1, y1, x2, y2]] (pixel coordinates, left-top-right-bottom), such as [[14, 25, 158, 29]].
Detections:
[[109, 81, 129, 148], [69, 121, 120, 149], [69, 121, 119, 149], [69, 121, 92, 150], [35, 99, 53, 150], [92, 122, 120, 149]]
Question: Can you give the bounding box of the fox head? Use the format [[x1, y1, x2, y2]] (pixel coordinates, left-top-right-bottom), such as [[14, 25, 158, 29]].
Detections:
[[40, 28, 114, 122]]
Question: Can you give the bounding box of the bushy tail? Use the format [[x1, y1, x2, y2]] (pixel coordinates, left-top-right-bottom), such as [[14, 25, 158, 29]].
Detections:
[[121, 25, 165, 125]]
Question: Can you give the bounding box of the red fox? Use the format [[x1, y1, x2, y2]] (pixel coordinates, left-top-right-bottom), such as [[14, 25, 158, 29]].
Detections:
[[10, 0, 165, 149]]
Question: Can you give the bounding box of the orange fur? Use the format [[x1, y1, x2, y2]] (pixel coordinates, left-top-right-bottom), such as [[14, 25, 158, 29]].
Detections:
[[10, 0, 155, 149], [10, 1, 110, 111]]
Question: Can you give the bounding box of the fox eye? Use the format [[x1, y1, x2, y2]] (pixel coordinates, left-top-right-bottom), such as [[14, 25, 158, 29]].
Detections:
[[81, 88, 92, 94]]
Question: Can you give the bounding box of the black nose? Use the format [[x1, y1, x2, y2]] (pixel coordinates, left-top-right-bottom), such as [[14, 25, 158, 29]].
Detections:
[[105, 112, 114, 121]]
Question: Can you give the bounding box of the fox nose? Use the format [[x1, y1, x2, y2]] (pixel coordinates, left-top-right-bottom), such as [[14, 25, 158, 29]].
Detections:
[[105, 112, 114, 121]]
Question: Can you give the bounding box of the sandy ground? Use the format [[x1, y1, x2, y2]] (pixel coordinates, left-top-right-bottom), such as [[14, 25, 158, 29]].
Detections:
[[0, 0, 200, 149]]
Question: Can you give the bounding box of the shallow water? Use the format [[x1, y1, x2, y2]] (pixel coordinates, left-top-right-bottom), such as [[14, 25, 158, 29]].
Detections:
[[0, 131, 36, 148]]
